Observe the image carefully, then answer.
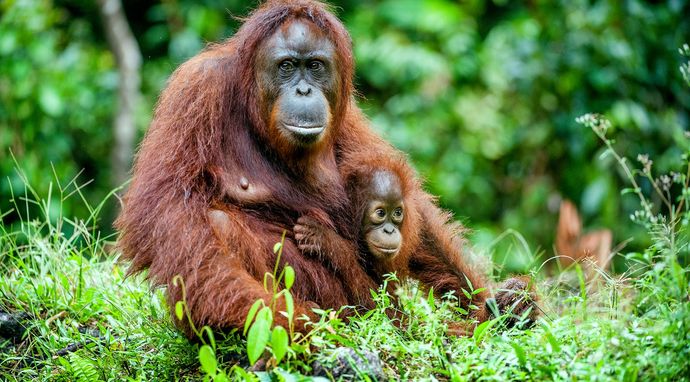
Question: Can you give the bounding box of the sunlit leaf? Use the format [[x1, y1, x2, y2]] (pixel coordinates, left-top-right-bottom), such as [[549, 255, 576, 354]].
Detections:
[[175, 301, 184, 321], [284, 265, 295, 290], [284, 290, 294, 321], [244, 299, 264, 336], [39, 86, 63, 116], [544, 329, 561, 353], [473, 319, 496, 344], [511, 341, 526, 367], [270, 326, 289, 363], [198, 345, 217, 376], [247, 307, 272, 365]]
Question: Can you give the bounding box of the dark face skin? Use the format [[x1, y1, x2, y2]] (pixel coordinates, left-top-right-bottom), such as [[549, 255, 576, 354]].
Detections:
[[257, 21, 337, 146], [362, 170, 404, 260]]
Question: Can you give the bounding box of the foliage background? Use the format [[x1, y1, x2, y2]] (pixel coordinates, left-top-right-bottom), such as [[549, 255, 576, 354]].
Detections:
[[1, 0, 689, 273]]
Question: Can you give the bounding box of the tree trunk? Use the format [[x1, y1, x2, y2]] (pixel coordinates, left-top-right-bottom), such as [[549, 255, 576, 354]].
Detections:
[[97, 0, 142, 189]]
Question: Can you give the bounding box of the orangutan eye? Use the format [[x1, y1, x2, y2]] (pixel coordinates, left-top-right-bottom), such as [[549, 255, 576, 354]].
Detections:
[[393, 208, 403, 219], [375, 208, 386, 218], [279, 60, 295, 71], [307, 60, 323, 71]]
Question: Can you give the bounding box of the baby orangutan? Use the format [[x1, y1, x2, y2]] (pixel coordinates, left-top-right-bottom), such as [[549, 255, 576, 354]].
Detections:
[[357, 170, 405, 260], [295, 156, 538, 333], [297, 170, 406, 260], [294, 159, 418, 311]]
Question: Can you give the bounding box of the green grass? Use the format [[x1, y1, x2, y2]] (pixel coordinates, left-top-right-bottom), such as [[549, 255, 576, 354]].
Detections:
[[1, 119, 689, 381]]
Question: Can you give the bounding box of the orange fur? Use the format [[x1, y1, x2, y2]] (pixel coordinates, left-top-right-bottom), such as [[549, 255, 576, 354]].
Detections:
[[116, 0, 532, 338], [116, 0, 354, 337], [296, 149, 490, 320]]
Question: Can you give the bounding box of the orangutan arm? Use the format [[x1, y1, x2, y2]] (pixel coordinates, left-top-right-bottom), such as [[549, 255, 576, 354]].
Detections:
[[294, 215, 378, 309], [409, 197, 538, 331]]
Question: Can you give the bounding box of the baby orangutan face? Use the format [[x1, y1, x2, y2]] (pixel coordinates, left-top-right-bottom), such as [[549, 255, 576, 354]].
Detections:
[[362, 170, 404, 260]]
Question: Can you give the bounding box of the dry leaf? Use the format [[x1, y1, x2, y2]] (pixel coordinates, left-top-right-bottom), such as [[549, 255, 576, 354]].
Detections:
[[556, 200, 613, 270]]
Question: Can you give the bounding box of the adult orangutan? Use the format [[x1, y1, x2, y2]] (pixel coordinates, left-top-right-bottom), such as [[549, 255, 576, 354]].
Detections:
[[116, 0, 535, 337]]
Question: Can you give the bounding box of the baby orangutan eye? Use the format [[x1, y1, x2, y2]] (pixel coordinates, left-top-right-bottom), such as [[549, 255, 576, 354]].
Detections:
[[375, 208, 385, 218]]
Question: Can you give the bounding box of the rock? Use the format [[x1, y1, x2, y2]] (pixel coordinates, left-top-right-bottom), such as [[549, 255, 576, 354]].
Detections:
[[0, 311, 29, 342], [313, 347, 385, 381]]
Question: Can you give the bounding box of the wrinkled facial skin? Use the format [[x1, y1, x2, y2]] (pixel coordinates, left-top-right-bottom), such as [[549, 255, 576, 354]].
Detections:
[[256, 21, 337, 146], [362, 170, 404, 260]]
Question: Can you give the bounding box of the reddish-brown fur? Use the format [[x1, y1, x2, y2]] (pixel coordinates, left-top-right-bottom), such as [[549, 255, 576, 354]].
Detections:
[[116, 1, 356, 336], [339, 152, 422, 281], [299, 150, 539, 331], [294, 153, 421, 310], [116, 0, 529, 337], [333, 115, 492, 315], [296, 151, 492, 319]]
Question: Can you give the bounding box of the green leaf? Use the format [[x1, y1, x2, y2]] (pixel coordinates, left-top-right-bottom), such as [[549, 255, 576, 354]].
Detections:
[[198, 345, 217, 376], [273, 367, 300, 382], [544, 329, 561, 353], [273, 242, 283, 254], [247, 307, 272, 365], [575, 264, 587, 303], [623, 366, 639, 382], [283, 290, 294, 321], [254, 371, 272, 382], [284, 265, 295, 289], [230, 365, 254, 380], [0, 32, 17, 54], [258, 306, 273, 326], [292, 344, 310, 356], [472, 287, 486, 295], [39, 86, 63, 116], [271, 326, 289, 363], [486, 298, 500, 318], [510, 341, 526, 367], [214, 371, 230, 382], [473, 319, 495, 344], [201, 326, 216, 351], [175, 301, 184, 321], [244, 299, 264, 336], [464, 275, 474, 291], [427, 287, 435, 309]]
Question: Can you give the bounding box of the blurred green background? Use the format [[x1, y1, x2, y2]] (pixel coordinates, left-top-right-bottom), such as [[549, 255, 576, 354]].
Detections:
[[1, 0, 689, 273]]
